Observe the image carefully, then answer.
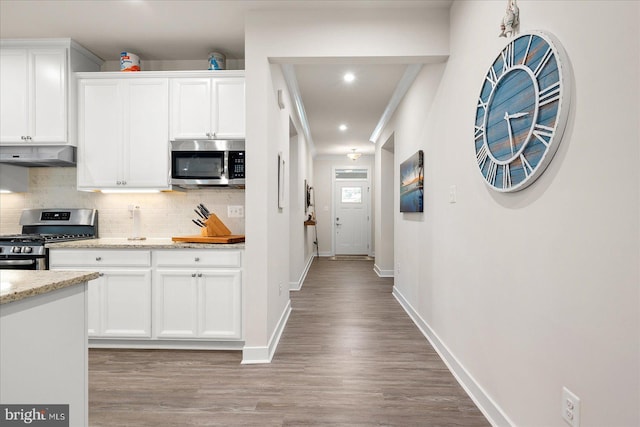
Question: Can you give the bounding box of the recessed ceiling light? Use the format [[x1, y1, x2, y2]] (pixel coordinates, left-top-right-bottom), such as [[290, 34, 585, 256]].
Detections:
[[339, 124, 348, 131], [343, 72, 355, 83]]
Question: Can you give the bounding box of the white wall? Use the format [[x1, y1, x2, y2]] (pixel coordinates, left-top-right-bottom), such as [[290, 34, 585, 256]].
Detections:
[[289, 129, 315, 291], [243, 6, 450, 362], [374, 136, 395, 276], [378, 1, 640, 426]]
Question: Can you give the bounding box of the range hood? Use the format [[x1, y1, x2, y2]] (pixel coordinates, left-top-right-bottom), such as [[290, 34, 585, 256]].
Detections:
[[0, 145, 76, 167]]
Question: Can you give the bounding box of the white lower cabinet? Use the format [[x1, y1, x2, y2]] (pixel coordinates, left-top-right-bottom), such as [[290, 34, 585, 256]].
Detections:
[[153, 249, 242, 340], [96, 269, 152, 337], [49, 247, 242, 344], [49, 249, 152, 338], [154, 269, 242, 339]]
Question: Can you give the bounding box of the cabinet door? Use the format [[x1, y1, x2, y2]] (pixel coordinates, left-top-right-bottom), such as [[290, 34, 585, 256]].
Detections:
[[124, 78, 170, 188], [154, 270, 198, 338], [169, 78, 212, 140], [101, 269, 152, 337], [212, 78, 245, 139], [198, 270, 242, 339], [77, 79, 123, 188], [0, 49, 29, 143], [87, 274, 102, 336], [30, 49, 67, 143]]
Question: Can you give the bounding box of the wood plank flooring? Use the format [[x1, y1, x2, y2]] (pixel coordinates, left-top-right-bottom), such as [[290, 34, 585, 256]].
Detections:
[[89, 258, 490, 426]]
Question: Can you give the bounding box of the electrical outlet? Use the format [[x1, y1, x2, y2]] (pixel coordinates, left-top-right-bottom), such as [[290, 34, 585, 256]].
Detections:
[[562, 387, 580, 427], [227, 205, 244, 218]]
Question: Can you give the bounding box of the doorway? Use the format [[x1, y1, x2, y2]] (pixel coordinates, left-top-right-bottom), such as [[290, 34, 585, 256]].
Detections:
[[333, 167, 371, 255]]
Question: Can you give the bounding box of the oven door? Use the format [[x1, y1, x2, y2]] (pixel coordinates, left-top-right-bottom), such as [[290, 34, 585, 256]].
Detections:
[[0, 257, 46, 270]]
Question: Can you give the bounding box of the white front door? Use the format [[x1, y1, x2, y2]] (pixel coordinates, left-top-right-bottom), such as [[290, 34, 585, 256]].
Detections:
[[334, 171, 370, 255]]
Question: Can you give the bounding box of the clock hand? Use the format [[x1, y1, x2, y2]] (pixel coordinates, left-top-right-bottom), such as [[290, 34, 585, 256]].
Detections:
[[503, 112, 515, 155], [506, 111, 529, 119]]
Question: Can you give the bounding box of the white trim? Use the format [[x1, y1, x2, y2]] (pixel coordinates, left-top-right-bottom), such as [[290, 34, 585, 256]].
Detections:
[[290, 254, 315, 291], [241, 300, 292, 364], [318, 251, 333, 257], [281, 64, 317, 157], [369, 64, 423, 144], [89, 339, 244, 351], [373, 264, 394, 278], [392, 286, 514, 427]]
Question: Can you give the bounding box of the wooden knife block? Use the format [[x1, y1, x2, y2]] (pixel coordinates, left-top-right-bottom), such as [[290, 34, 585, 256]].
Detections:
[[200, 214, 232, 237]]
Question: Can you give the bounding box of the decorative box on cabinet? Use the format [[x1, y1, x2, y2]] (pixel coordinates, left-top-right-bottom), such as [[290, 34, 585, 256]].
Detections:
[[170, 72, 245, 141], [49, 249, 152, 338], [0, 39, 102, 145], [76, 73, 170, 191]]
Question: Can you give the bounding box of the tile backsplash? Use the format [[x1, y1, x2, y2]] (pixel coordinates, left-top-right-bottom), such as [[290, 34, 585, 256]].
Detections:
[[0, 168, 245, 237]]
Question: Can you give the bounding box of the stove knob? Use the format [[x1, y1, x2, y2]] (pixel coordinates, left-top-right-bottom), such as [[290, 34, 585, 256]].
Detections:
[[12, 246, 22, 253], [22, 246, 33, 253]]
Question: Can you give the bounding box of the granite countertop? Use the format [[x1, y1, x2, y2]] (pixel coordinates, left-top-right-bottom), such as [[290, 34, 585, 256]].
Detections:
[[46, 238, 245, 250], [0, 270, 100, 305]]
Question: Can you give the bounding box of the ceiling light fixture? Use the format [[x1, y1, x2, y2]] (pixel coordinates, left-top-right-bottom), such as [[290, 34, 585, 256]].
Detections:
[[339, 124, 348, 131], [347, 149, 361, 161], [343, 72, 355, 83]]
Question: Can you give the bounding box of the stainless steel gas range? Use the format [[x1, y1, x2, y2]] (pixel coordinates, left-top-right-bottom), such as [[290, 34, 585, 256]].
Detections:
[[0, 208, 98, 270]]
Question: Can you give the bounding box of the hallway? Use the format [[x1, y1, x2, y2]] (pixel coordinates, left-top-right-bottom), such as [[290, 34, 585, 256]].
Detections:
[[89, 258, 489, 426]]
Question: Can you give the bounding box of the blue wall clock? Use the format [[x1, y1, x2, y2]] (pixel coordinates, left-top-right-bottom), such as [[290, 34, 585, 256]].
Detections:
[[474, 31, 571, 192]]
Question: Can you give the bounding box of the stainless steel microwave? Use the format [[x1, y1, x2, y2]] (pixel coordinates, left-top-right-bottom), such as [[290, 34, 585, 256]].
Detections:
[[170, 140, 245, 188]]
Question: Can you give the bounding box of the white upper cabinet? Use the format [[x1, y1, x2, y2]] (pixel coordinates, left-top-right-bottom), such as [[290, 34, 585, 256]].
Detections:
[[0, 39, 102, 145], [77, 75, 170, 190], [170, 75, 244, 140]]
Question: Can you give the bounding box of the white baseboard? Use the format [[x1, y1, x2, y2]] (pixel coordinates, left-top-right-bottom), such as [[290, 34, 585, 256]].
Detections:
[[392, 286, 513, 427], [290, 254, 315, 291], [241, 300, 291, 365], [374, 263, 394, 277]]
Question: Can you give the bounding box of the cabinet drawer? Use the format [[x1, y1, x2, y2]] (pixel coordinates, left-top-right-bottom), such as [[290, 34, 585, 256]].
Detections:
[[49, 249, 151, 267], [154, 250, 241, 268]]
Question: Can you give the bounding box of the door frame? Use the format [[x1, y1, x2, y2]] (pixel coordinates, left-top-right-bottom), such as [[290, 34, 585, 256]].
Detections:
[[331, 165, 372, 256]]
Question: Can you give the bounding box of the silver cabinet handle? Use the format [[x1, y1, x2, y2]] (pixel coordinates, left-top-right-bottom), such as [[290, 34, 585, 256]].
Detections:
[[95, 257, 102, 261], [116, 181, 122, 185], [122, 180, 126, 185], [197, 273, 202, 278], [194, 257, 200, 262], [191, 273, 196, 277], [98, 272, 104, 277]]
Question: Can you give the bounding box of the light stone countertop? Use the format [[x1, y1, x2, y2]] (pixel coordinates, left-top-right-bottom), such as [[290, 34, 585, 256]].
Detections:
[[0, 270, 100, 305], [46, 237, 245, 250]]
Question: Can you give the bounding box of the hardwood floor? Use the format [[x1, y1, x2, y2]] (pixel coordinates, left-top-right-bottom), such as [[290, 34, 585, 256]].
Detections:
[[89, 258, 490, 426]]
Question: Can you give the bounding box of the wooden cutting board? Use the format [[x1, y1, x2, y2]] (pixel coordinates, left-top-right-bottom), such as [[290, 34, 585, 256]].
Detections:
[[172, 235, 245, 244]]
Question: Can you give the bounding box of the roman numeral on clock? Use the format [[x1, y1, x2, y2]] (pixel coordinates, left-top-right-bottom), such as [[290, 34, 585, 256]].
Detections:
[[532, 124, 554, 147], [520, 153, 534, 177], [502, 164, 511, 189], [538, 81, 560, 107], [533, 46, 553, 77], [477, 97, 487, 111], [486, 160, 498, 186], [501, 41, 515, 72], [486, 66, 498, 88], [476, 144, 488, 168], [474, 125, 485, 141]]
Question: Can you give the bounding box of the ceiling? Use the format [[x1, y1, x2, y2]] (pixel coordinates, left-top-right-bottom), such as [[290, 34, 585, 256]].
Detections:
[[0, 0, 451, 157]]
